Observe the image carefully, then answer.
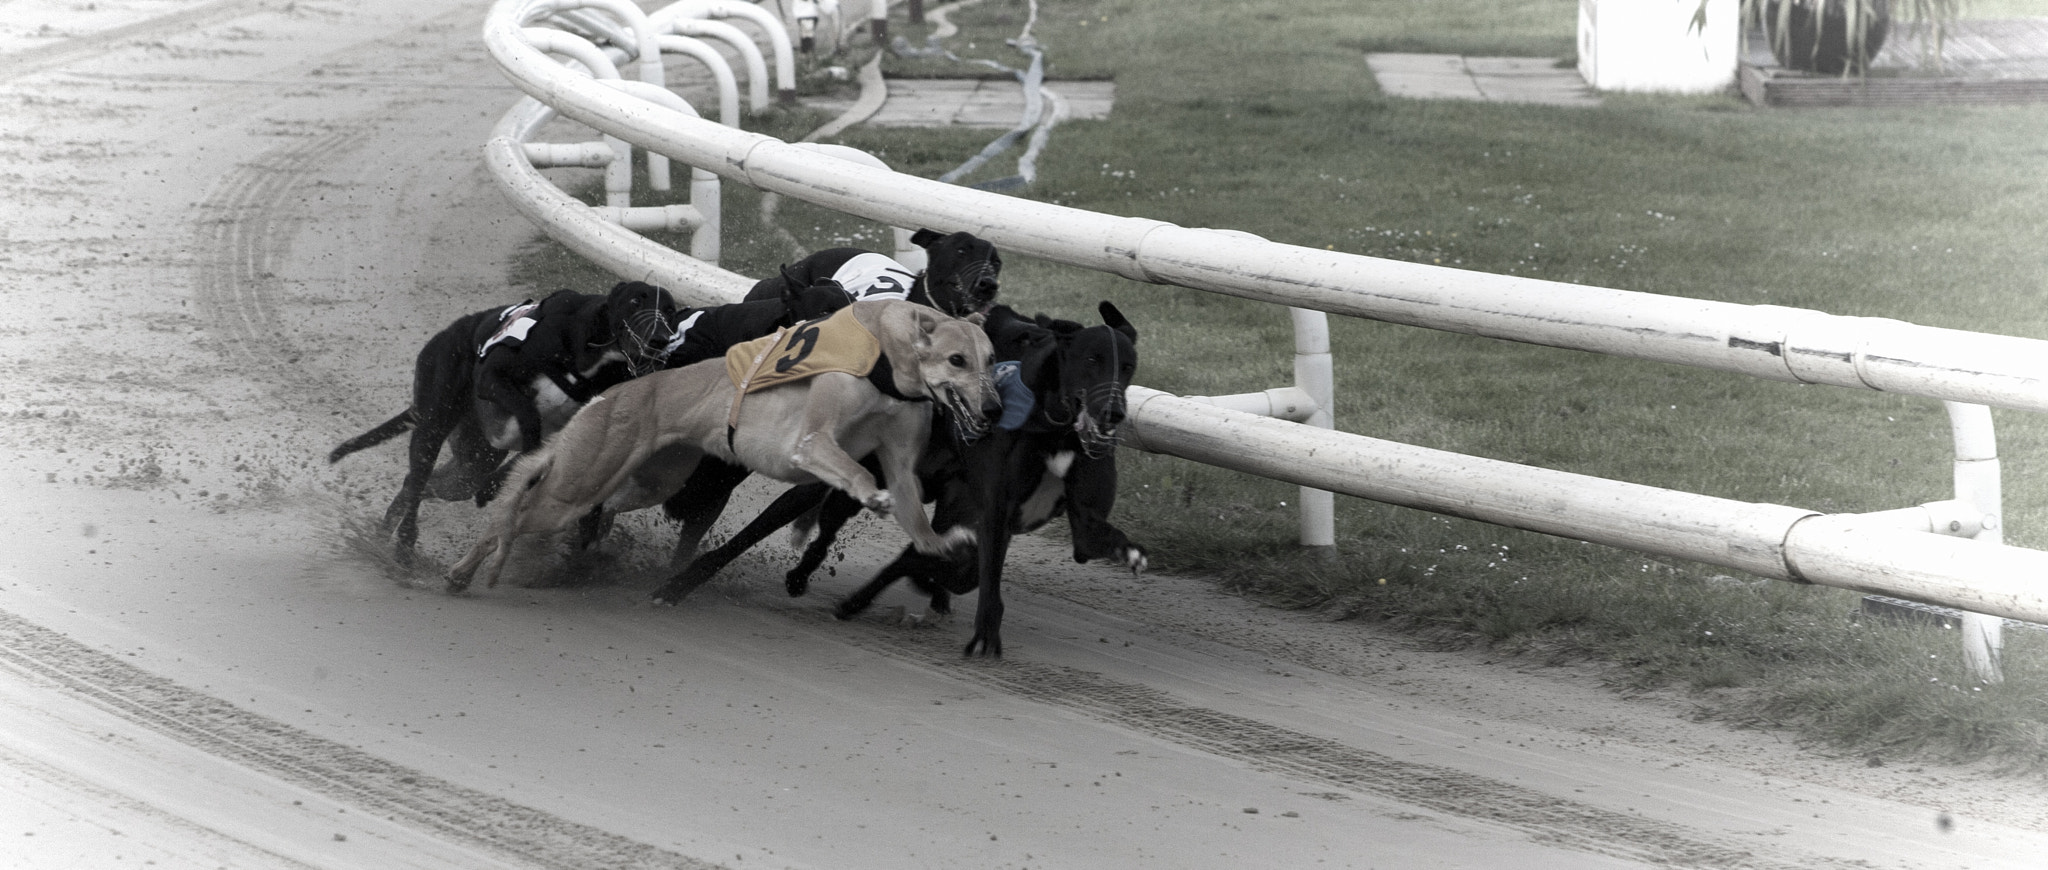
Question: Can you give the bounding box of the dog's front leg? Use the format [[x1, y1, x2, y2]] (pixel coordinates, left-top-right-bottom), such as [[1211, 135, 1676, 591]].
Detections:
[[874, 435, 974, 558], [1063, 449, 1149, 574], [789, 431, 890, 514]]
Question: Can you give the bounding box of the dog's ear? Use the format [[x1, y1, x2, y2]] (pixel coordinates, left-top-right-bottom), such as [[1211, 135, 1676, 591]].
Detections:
[[907, 306, 944, 351], [1099, 301, 1137, 344], [911, 228, 944, 248], [777, 264, 803, 306]]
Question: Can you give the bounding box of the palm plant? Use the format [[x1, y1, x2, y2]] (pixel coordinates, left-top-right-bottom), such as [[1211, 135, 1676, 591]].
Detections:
[[1699, 0, 1964, 75]]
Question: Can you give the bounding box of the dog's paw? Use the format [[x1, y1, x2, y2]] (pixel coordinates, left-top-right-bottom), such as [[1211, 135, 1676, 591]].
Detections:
[[863, 491, 894, 516], [1120, 545, 1150, 575], [941, 526, 978, 554]]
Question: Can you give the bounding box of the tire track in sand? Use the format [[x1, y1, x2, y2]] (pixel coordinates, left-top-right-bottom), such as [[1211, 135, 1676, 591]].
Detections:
[[0, 607, 726, 870], [191, 126, 363, 380]]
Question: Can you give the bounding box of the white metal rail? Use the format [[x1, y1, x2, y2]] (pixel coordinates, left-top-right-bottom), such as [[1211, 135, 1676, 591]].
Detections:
[[479, 0, 2048, 667]]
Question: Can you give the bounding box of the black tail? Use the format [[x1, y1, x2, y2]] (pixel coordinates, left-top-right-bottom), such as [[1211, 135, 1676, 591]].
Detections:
[[329, 410, 415, 464]]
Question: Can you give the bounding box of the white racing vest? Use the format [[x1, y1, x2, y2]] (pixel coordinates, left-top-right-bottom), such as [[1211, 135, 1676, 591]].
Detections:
[[476, 301, 539, 358], [830, 253, 917, 302]]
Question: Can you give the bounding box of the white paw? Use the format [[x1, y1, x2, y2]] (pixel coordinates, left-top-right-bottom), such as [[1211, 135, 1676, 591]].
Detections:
[[864, 491, 894, 516], [941, 526, 978, 550], [1122, 548, 1149, 574]]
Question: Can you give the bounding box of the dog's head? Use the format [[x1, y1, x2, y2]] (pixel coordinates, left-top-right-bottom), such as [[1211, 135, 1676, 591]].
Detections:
[[910, 228, 1001, 318], [778, 263, 853, 325], [884, 302, 1000, 443], [1046, 301, 1139, 458], [603, 281, 679, 375]]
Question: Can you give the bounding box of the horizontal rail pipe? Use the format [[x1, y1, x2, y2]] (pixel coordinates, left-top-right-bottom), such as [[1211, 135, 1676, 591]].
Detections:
[[484, 96, 751, 306], [484, 0, 2048, 415], [1121, 387, 2048, 626]]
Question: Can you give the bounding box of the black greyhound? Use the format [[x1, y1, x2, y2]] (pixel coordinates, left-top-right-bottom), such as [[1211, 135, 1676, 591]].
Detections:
[[661, 232, 1005, 560], [652, 302, 1147, 658], [741, 228, 1001, 318], [329, 281, 675, 558]]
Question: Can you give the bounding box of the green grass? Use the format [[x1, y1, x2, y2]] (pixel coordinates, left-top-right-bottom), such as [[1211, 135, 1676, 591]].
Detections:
[[517, 0, 2048, 773]]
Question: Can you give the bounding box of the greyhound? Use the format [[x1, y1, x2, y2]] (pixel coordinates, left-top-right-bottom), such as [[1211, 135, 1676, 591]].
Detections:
[[328, 281, 674, 557], [661, 230, 1005, 560], [742, 228, 1001, 318], [446, 300, 1002, 593], [649, 302, 1148, 660]]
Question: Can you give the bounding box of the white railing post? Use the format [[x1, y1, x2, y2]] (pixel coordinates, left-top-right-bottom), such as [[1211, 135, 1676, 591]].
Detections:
[[869, 0, 889, 45], [1945, 401, 2005, 683], [1291, 307, 1335, 550]]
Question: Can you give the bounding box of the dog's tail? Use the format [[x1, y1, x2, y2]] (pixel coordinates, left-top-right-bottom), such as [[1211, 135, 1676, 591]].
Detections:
[[329, 410, 415, 464]]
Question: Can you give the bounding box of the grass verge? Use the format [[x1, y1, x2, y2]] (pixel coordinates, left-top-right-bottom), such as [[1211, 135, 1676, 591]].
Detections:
[[512, 0, 2048, 773]]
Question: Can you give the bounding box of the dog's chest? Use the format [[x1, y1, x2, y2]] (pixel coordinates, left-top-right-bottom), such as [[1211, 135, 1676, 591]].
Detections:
[[1013, 449, 1075, 533]]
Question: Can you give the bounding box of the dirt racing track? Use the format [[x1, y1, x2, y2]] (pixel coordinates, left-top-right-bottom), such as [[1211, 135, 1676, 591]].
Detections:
[[3, 1, 2048, 868]]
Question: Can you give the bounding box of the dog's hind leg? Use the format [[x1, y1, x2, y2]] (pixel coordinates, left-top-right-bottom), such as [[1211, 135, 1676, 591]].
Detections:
[[833, 547, 959, 620], [785, 490, 864, 597], [651, 482, 830, 606], [833, 548, 919, 619], [661, 458, 754, 563], [381, 404, 472, 560]]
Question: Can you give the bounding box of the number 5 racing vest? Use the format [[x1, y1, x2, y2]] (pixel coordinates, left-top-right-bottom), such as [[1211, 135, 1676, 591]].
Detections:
[[725, 306, 882, 396]]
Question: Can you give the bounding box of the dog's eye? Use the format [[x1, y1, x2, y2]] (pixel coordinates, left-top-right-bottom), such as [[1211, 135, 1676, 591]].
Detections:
[[949, 353, 967, 368]]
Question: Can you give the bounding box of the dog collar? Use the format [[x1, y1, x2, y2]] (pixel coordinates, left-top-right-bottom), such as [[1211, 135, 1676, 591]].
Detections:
[[865, 355, 923, 403]]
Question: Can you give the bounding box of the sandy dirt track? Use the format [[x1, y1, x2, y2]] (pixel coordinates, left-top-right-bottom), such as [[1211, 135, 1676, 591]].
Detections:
[[4, 1, 2048, 867]]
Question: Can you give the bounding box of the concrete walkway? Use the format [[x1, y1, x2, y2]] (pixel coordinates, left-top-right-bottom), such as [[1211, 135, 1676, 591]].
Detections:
[[1366, 53, 1600, 106], [805, 78, 1116, 128]]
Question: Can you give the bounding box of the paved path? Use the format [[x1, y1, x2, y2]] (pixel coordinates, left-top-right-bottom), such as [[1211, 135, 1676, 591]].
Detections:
[[807, 77, 1115, 127], [1366, 53, 1600, 106]]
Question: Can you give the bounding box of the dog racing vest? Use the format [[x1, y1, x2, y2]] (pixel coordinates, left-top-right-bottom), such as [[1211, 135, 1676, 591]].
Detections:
[[724, 306, 924, 444], [660, 308, 705, 358], [829, 253, 917, 302], [725, 306, 882, 396], [476, 301, 539, 358]]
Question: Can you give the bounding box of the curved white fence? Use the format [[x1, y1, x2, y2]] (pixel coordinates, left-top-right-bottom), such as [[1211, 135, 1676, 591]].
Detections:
[[478, 0, 2048, 671]]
